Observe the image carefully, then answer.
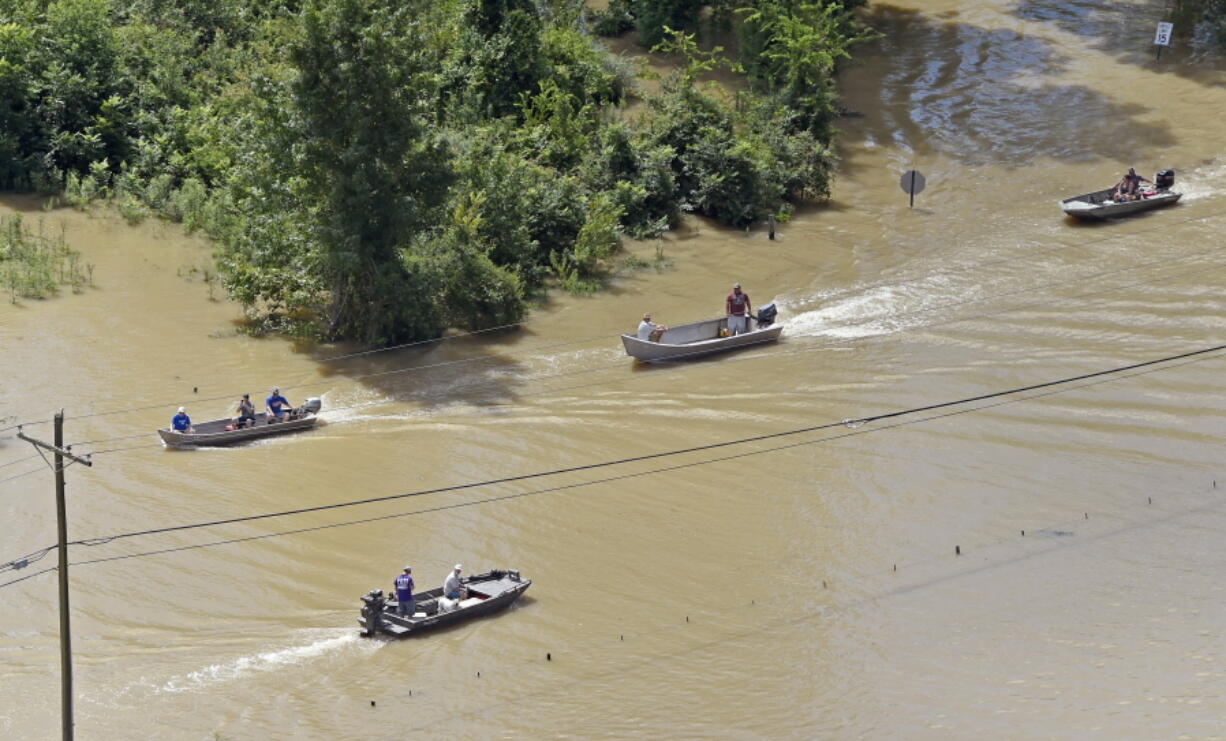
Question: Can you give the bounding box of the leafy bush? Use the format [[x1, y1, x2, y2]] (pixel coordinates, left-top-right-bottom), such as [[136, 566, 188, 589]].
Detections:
[[589, 0, 635, 37], [0, 0, 865, 344]]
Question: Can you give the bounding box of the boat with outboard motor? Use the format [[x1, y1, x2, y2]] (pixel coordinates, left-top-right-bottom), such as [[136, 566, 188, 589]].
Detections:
[[359, 568, 531, 638], [1061, 168, 1181, 219], [620, 302, 782, 362], [157, 397, 322, 447]]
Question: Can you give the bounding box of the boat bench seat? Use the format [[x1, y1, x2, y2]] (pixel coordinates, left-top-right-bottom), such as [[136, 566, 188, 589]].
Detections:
[[468, 578, 519, 596]]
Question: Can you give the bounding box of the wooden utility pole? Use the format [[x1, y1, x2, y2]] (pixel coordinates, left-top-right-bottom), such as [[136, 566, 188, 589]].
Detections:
[[18, 412, 92, 741]]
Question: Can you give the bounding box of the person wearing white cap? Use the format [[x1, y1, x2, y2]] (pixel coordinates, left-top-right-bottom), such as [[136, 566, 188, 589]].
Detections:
[[725, 282, 752, 335], [443, 564, 464, 600], [170, 407, 194, 434], [393, 565, 415, 617]]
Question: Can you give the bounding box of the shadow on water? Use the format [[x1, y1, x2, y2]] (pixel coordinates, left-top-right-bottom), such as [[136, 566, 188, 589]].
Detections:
[[1011, 0, 1226, 86], [837, 4, 1177, 172], [307, 329, 534, 413]]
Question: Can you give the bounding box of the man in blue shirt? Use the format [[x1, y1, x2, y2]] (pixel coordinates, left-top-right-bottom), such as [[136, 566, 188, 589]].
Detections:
[[266, 387, 291, 423], [171, 407, 194, 434], [393, 566, 415, 617]]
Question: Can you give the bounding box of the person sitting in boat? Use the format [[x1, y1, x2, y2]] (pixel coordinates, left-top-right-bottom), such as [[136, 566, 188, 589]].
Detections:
[[393, 565, 415, 617], [726, 283, 752, 335], [443, 564, 465, 600], [171, 407, 194, 434], [266, 387, 291, 424], [1113, 168, 1150, 202], [637, 313, 667, 342], [234, 393, 257, 429]]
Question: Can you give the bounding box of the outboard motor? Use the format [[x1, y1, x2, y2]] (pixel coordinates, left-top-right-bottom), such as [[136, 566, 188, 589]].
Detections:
[[1156, 169, 1175, 189], [359, 589, 386, 637], [755, 302, 778, 328], [300, 397, 322, 415]]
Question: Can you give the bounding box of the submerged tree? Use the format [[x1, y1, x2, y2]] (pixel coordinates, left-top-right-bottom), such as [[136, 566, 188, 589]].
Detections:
[[291, 0, 454, 344]]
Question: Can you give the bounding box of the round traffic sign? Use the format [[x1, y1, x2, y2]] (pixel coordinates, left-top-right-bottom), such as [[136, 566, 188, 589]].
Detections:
[[900, 170, 926, 196]]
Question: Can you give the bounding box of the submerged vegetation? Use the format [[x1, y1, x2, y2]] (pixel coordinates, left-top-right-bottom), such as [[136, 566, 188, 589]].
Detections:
[[0, 0, 872, 343], [1172, 0, 1226, 47], [0, 214, 92, 302]]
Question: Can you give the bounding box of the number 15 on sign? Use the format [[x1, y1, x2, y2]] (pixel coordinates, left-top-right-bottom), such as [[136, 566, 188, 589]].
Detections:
[[1154, 21, 1173, 60]]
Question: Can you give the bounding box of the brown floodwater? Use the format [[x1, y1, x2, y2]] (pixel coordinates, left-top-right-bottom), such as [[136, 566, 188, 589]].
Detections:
[[4, 0, 1226, 738]]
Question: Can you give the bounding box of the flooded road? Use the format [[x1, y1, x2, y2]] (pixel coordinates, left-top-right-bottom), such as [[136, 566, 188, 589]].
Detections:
[[4, 0, 1226, 737]]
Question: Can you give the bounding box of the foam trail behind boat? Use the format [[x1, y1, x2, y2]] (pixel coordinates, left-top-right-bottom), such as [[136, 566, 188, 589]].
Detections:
[[155, 629, 377, 694]]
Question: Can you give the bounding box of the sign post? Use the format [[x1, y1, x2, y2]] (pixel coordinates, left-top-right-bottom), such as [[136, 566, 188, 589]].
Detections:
[[1154, 21, 1173, 61], [899, 169, 926, 208]]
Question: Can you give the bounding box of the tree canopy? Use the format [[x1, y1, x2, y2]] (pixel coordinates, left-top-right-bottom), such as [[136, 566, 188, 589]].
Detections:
[[0, 0, 873, 344]]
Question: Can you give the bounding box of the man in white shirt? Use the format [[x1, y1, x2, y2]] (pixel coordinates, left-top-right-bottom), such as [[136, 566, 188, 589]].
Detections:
[[636, 313, 667, 342], [443, 564, 464, 599]]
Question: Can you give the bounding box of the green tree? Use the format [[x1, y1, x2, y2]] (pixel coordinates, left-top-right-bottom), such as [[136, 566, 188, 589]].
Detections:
[[0, 22, 38, 188], [634, 0, 703, 48], [419, 195, 525, 328], [291, 0, 454, 344], [739, 0, 874, 136], [464, 0, 545, 118], [40, 0, 123, 175]]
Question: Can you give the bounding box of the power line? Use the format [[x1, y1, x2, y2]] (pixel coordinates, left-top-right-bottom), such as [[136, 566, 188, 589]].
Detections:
[[28, 343, 1226, 581], [0, 566, 57, 590], [0, 452, 41, 470], [61, 342, 1226, 548], [9, 205, 1216, 432], [0, 420, 49, 433], [0, 467, 45, 485], [50, 255, 1226, 465], [61, 241, 1226, 457], [2, 341, 1222, 589], [0, 545, 56, 574]]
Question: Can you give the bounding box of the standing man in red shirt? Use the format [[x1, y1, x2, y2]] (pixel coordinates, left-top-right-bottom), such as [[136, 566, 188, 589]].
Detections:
[[726, 283, 752, 335]]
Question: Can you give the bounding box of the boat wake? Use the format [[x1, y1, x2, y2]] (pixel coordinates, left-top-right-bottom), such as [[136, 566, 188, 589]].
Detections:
[[154, 629, 375, 694], [777, 283, 932, 340], [1177, 159, 1226, 202]]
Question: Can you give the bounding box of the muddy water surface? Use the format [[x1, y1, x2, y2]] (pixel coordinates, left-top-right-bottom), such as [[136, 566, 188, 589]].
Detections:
[[4, 0, 1226, 738]]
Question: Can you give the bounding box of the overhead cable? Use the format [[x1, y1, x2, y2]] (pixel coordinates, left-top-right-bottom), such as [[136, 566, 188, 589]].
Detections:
[[64, 342, 1226, 548], [2, 342, 1222, 589], [54, 346, 1226, 574], [65, 244, 1226, 455], [18, 206, 1221, 429]]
